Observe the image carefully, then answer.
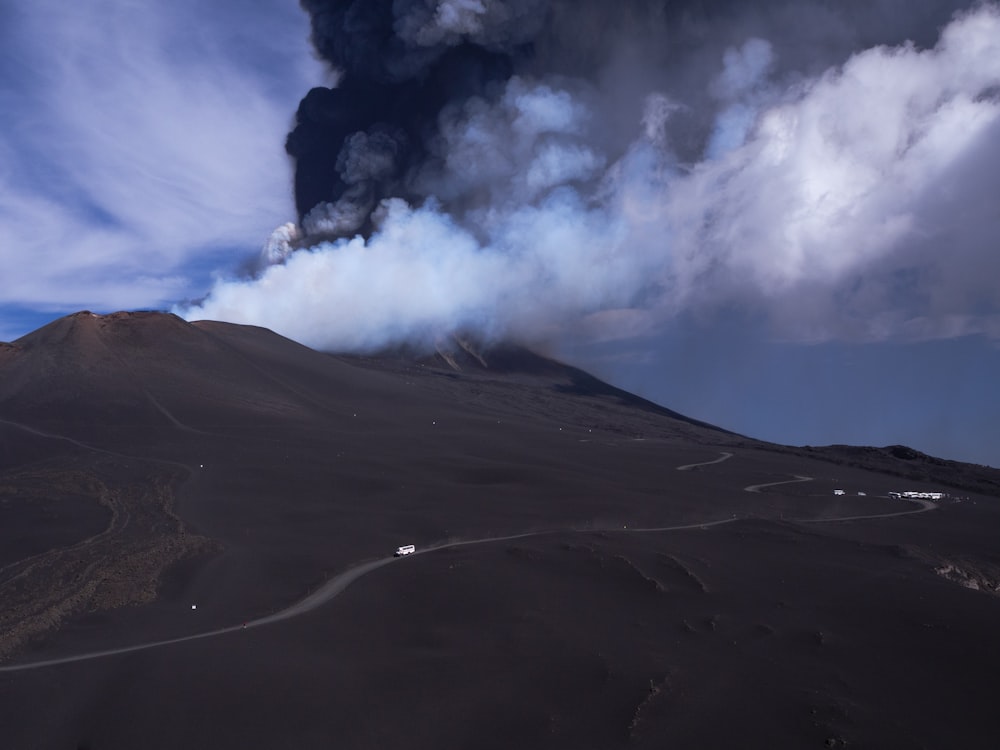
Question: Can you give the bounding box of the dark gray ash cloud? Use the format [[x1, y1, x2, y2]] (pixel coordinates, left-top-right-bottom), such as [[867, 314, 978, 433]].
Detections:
[[182, 0, 1000, 352]]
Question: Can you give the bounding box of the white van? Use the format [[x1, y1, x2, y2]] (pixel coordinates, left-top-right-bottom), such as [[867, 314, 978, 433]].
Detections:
[[394, 544, 415, 557]]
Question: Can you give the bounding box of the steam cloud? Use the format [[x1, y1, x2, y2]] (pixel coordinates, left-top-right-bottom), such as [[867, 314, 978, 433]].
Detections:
[[181, 0, 1000, 352]]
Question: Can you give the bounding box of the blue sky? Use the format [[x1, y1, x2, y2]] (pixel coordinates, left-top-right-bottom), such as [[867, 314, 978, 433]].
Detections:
[[0, 0, 326, 338], [1, 1, 998, 467], [557, 323, 1000, 468]]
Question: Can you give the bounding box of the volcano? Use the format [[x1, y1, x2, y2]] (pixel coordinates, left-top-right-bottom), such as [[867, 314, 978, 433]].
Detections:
[[1, 311, 999, 749]]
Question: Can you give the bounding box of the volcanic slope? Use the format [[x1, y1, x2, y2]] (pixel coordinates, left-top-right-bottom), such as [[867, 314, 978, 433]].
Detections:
[[1, 311, 999, 749]]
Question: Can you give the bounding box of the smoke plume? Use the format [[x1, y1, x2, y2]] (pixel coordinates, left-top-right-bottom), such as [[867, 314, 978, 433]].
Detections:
[[181, 0, 1000, 352]]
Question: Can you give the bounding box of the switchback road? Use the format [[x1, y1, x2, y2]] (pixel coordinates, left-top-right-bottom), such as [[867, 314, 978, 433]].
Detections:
[[676, 451, 734, 471], [744, 475, 814, 493], [0, 452, 938, 673]]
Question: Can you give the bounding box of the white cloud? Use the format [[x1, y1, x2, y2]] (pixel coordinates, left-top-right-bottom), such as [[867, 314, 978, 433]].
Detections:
[[184, 4, 1000, 352], [670, 4, 1000, 338], [0, 0, 324, 313]]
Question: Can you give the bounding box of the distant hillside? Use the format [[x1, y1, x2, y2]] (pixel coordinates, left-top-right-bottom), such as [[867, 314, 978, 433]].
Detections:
[[793, 443, 1000, 498]]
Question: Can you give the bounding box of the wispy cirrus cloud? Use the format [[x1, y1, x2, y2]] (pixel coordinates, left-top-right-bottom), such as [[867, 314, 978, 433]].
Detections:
[[0, 0, 324, 319]]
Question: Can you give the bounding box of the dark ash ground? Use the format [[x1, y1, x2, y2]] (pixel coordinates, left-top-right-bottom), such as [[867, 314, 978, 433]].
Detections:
[[1, 312, 999, 749]]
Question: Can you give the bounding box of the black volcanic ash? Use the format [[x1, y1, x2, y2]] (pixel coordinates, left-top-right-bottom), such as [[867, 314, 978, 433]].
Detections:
[[182, 1, 1000, 355], [286, 0, 529, 236]]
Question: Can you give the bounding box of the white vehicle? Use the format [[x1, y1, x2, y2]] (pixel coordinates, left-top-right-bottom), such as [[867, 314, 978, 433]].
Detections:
[[833, 489, 846, 496], [394, 544, 416, 557]]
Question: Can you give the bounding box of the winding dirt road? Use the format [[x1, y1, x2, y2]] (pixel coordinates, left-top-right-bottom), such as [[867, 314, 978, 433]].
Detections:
[[0, 451, 938, 673], [801, 497, 938, 523], [0, 519, 744, 673], [743, 475, 814, 493], [676, 451, 733, 471]]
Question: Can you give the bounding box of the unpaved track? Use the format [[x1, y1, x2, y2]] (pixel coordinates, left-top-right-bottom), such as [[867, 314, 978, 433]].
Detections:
[[0, 418, 193, 473], [744, 475, 814, 493], [0, 519, 743, 673], [676, 452, 733, 471], [0, 453, 939, 673], [801, 497, 938, 523], [0, 418, 125, 460]]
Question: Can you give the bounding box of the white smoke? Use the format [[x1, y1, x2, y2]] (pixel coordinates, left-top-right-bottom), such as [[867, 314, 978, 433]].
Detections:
[[396, 0, 547, 49], [416, 76, 603, 207], [262, 222, 301, 265], [182, 3, 1000, 351], [705, 38, 775, 159], [302, 194, 373, 237]]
